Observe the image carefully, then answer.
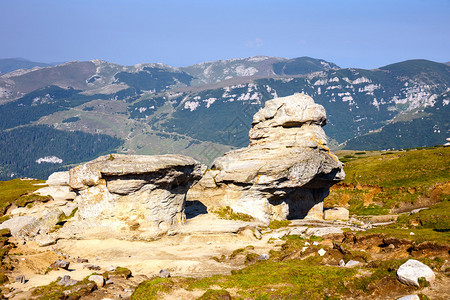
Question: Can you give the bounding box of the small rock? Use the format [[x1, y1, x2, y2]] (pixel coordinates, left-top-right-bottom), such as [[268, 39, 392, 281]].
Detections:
[[77, 257, 88, 263], [318, 248, 326, 256], [339, 259, 345, 267], [304, 242, 310, 246], [388, 244, 395, 249], [312, 241, 319, 246], [345, 260, 360, 268], [57, 275, 78, 287], [88, 274, 105, 287], [301, 247, 308, 252], [409, 232, 415, 235], [105, 279, 114, 285], [270, 230, 288, 239], [159, 269, 171, 278], [83, 264, 101, 271], [397, 259, 435, 287], [397, 296, 420, 300], [16, 275, 26, 284], [258, 254, 269, 260], [50, 259, 70, 270], [106, 265, 116, 272]]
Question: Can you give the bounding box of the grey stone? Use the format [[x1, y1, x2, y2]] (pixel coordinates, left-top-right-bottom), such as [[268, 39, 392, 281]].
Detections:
[[0, 216, 36, 236], [16, 275, 25, 284], [305, 227, 343, 237], [253, 228, 262, 239], [83, 264, 101, 271], [258, 254, 269, 260], [397, 296, 420, 300], [318, 248, 326, 256], [159, 269, 171, 278], [339, 259, 345, 267], [88, 274, 105, 287], [57, 275, 78, 287], [77, 257, 88, 263], [397, 259, 435, 287], [51, 259, 70, 270], [188, 94, 344, 222], [345, 260, 360, 267], [47, 171, 70, 186]]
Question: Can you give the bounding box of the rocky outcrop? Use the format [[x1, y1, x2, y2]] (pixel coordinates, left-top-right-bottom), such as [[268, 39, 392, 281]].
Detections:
[[35, 171, 76, 202], [60, 154, 202, 240], [188, 93, 344, 222]]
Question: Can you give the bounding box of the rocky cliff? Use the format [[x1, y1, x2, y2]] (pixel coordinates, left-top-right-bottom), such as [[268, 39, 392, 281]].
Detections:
[[188, 93, 344, 222]]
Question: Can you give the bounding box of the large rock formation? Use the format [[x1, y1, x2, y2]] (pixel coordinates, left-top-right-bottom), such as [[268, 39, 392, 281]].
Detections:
[[188, 93, 344, 222], [61, 154, 203, 240]]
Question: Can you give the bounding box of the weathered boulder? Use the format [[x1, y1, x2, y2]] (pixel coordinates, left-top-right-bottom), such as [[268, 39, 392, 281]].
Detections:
[[188, 93, 344, 222], [0, 216, 36, 236], [61, 154, 202, 240], [397, 259, 435, 287], [35, 171, 76, 201]]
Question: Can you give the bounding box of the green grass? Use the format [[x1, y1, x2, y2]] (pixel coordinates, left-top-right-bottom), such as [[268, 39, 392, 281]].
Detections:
[[327, 147, 450, 215], [0, 178, 46, 215], [268, 219, 291, 229], [212, 206, 254, 222]]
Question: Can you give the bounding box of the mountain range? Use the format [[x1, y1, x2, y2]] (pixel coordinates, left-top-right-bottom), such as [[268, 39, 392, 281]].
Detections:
[[0, 56, 448, 180]]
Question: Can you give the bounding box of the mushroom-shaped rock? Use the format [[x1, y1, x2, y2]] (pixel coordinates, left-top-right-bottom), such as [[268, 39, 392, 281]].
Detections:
[[188, 93, 344, 222], [61, 154, 203, 240]]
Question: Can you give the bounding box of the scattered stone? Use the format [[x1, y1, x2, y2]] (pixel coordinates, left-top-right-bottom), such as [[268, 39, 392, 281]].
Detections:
[[410, 232, 415, 235], [397, 259, 435, 287], [105, 279, 114, 285], [188, 94, 344, 222], [301, 246, 308, 252], [318, 248, 326, 256], [57, 275, 78, 287], [159, 269, 171, 278], [339, 259, 345, 267], [15, 275, 25, 284], [305, 227, 343, 237], [270, 231, 288, 239], [409, 208, 426, 215], [345, 260, 360, 268], [397, 295, 420, 300], [77, 257, 88, 263], [258, 254, 269, 260], [304, 242, 310, 246], [106, 265, 116, 272], [312, 241, 319, 246], [50, 259, 70, 270], [88, 274, 105, 287], [83, 264, 101, 271], [388, 244, 395, 249]]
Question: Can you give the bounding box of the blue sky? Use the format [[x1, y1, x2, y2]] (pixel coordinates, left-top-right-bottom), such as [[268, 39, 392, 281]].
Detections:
[[1, 0, 449, 69]]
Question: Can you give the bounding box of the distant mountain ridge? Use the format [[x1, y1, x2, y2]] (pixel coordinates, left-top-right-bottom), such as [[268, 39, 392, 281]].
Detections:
[[0, 58, 56, 75], [0, 55, 448, 180]]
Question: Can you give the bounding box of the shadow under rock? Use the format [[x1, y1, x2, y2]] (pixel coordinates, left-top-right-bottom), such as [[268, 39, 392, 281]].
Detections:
[[185, 200, 208, 219]]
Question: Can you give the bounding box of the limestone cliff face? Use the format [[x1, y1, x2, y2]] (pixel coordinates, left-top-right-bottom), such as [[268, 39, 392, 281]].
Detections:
[[188, 93, 344, 222], [65, 154, 203, 240]]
